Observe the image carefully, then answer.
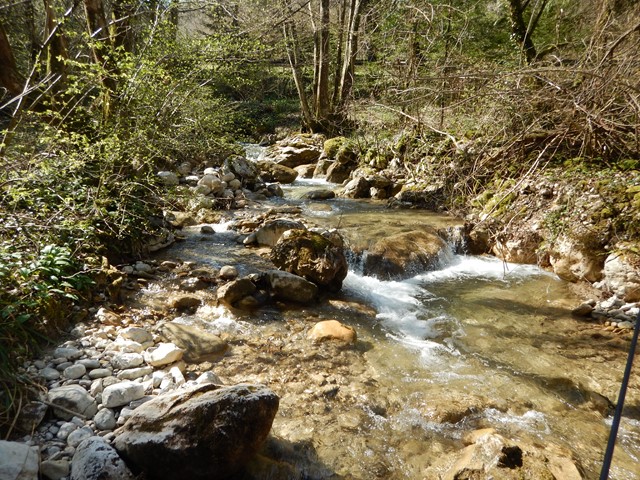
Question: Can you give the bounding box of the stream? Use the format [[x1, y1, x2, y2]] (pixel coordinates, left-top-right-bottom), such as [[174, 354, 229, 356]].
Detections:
[[143, 145, 640, 479]]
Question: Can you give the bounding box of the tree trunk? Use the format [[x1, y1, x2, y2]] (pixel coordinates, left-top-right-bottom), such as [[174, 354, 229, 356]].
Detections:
[[83, 0, 117, 91], [338, 0, 364, 108], [332, 0, 347, 104], [282, 20, 314, 130], [112, 0, 135, 52], [43, 0, 68, 89], [0, 20, 24, 96], [508, 0, 548, 64], [315, 0, 330, 119]]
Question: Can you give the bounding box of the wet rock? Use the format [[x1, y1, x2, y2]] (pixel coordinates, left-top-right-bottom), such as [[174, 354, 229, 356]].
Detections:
[[164, 211, 198, 228], [0, 440, 39, 480], [144, 343, 184, 367], [393, 184, 444, 209], [270, 229, 348, 291], [304, 189, 336, 200], [263, 270, 318, 304], [308, 320, 357, 344], [572, 303, 594, 317], [48, 385, 97, 420], [216, 278, 257, 307], [219, 265, 238, 280], [71, 437, 135, 480], [200, 225, 215, 234], [160, 322, 229, 363], [257, 161, 298, 184], [294, 164, 316, 178], [243, 219, 306, 247], [114, 383, 279, 480], [602, 249, 640, 302], [363, 229, 448, 280], [171, 295, 201, 312]]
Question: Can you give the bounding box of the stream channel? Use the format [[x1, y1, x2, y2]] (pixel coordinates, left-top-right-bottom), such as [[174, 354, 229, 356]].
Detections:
[[142, 145, 640, 479]]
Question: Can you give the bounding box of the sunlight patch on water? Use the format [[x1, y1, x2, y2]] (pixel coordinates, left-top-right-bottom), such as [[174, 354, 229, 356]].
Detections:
[[482, 408, 551, 436]]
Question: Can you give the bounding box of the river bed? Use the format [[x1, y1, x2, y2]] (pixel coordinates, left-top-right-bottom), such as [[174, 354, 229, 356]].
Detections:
[[141, 147, 640, 479]]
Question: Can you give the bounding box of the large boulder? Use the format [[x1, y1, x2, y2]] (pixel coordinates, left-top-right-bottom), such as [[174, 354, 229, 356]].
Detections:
[[325, 161, 355, 184], [270, 229, 348, 291], [71, 437, 135, 480], [341, 176, 371, 199], [160, 322, 229, 363], [363, 229, 448, 280], [114, 383, 279, 480], [549, 236, 604, 282], [262, 270, 319, 304], [265, 134, 324, 168], [0, 440, 39, 480], [47, 385, 97, 420], [601, 249, 640, 301], [493, 232, 542, 265], [216, 278, 257, 307], [243, 219, 306, 247], [256, 161, 298, 184]]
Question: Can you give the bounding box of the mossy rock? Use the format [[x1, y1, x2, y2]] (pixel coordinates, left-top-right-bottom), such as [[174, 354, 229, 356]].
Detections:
[[335, 141, 358, 165], [323, 137, 348, 158]]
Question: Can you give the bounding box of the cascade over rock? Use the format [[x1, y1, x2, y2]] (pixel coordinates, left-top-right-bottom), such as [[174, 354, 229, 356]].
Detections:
[[270, 229, 348, 291], [363, 229, 449, 280], [114, 383, 279, 480]]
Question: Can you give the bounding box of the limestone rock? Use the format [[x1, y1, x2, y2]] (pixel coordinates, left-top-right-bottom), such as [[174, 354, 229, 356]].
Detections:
[[304, 189, 336, 200], [219, 265, 238, 280], [119, 327, 153, 344], [102, 381, 145, 408], [144, 343, 184, 367], [308, 320, 357, 344], [216, 278, 257, 307], [114, 383, 279, 480], [294, 164, 316, 178], [325, 161, 355, 184], [270, 229, 348, 292], [341, 176, 371, 199], [363, 229, 449, 280], [111, 352, 144, 370], [550, 236, 604, 282], [71, 437, 135, 480], [40, 459, 70, 480], [160, 322, 229, 363], [257, 161, 298, 184], [263, 270, 318, 304], [0, 440, 39, 480], [602, 249, 640, 301], [243, 219, 306, 247], [48, 385, 97, 420], [94, 408, 117, 431], [171, 295, 201, 312], [223, 155, 259, 186]]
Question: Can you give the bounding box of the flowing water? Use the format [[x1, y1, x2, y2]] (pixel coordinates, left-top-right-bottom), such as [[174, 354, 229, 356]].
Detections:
[[146, 145, 640, 479]]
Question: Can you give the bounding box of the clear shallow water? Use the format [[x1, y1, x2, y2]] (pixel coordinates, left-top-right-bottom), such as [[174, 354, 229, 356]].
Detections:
[[146, 145, 640, 479]]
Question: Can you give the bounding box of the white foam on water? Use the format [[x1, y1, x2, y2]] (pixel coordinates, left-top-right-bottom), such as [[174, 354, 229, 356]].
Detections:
[[483, 408, 550, 435], [412, 254, 552, 285]]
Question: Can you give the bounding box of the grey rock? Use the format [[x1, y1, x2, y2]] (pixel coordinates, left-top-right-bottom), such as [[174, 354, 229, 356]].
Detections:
[[102, 381, 145, 408], [41, 367, 61, 381], [117, 366, 154, 380], [114, 383, 279, 480], [94, 408, 117, 431], [71, 437, 135, 480], [0, 440, 39, 480], [111, 352, 144, 370], [63, 364, 86, 380], [53, 347, 83, 360], [144, 343, 184, 367], [56, 422, 78, 440], [119, 327, 153, 344], [216, 278, 257, 308], [160, 322, 229, 363], [76, 359, 101, 370], [67, 426, 94, 447], [88, 368, 112, 379], [48, 385, 97, 420], [40, 459, 70, 480]]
